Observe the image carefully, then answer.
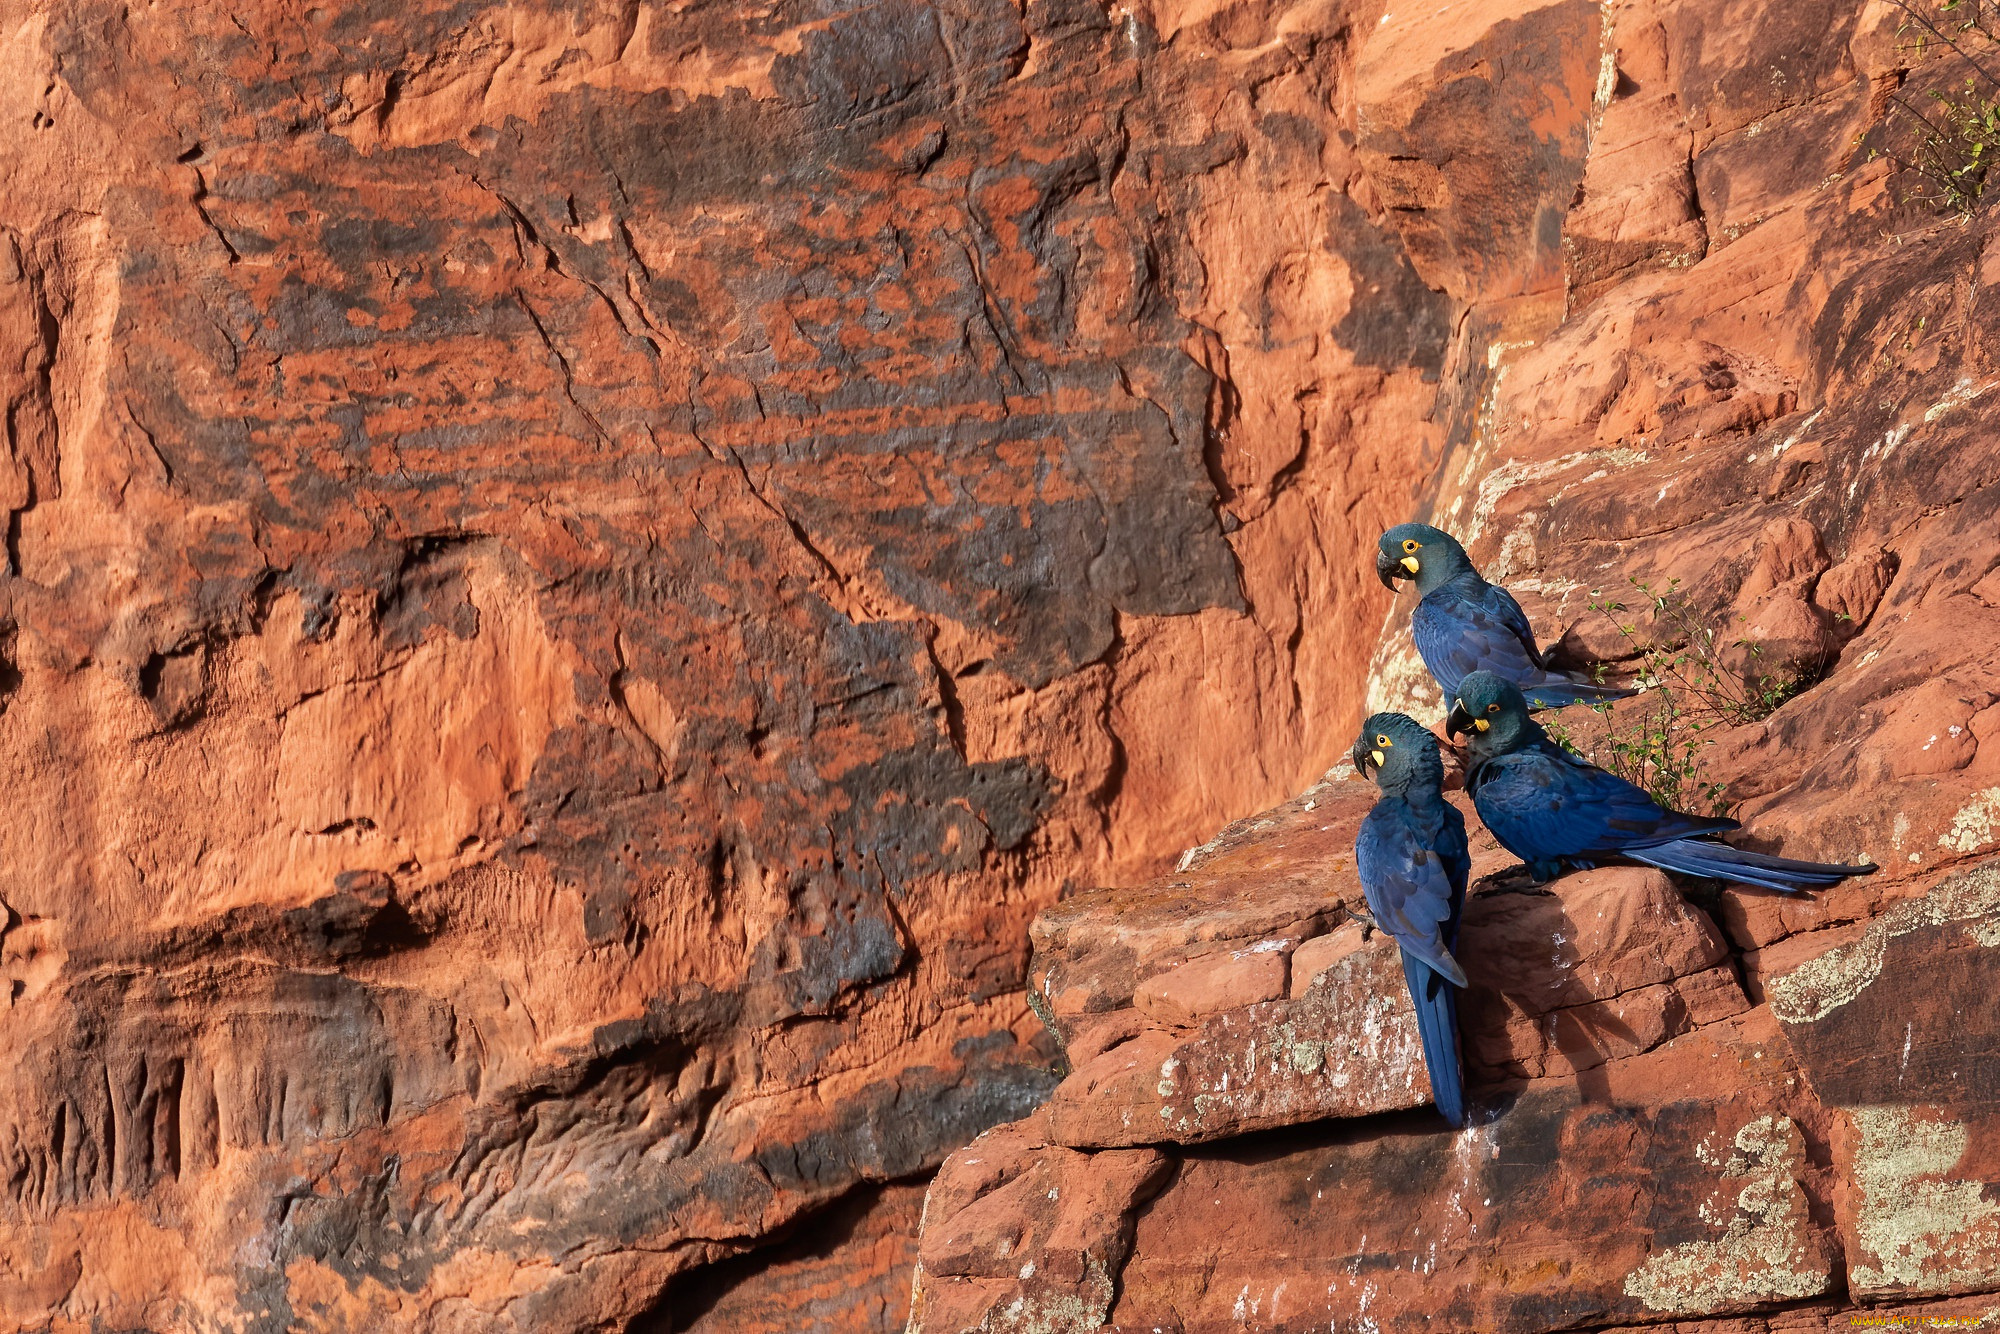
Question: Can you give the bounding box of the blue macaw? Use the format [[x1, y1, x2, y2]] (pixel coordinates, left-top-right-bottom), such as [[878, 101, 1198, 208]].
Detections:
[[1447, 670, 1876, 893], [1353, 712, 1471, 1128], [1377, 523, 1635, 710]]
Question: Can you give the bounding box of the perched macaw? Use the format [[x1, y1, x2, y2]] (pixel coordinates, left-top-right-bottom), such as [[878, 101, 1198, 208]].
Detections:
[[1353, 712, 1472, 1128], [1448, 670, 1876, 893], [1377, 523, 1635, 710]]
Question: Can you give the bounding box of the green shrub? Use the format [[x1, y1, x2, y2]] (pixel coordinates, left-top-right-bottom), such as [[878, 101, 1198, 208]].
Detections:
[[1540, 578, 1824, 816], [1543, 686, 1729, 818], [1876, 0, 2000, 212]]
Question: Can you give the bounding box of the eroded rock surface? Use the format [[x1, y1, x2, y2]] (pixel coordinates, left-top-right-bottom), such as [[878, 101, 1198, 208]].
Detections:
[[910, 0, 2000, 1320], [8, 0, 2000, 1322], [0, 0, 1489, 1326], [915, 807, 2000, 1332], [1031, 782, 1437, 1147], [1772, 862, 2000, 1303]]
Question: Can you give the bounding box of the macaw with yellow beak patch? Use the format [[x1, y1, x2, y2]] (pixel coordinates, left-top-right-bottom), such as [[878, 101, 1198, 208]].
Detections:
[[1352, 711, 1471, 1128], [1377, 523, 1635, 710]]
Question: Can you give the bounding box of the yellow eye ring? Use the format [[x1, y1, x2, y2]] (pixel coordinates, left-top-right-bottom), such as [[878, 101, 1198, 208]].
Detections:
[[1375, 734, 1392, 747], [1487, 703, 1500, 714], [1402, 539, 1421, 554]]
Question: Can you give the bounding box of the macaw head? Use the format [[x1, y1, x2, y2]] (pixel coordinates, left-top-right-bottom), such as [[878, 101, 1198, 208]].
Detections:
[[1446, 670, 1532, 755], [1353, 711, 1446, 795], [1376, 523, 1473, 594]]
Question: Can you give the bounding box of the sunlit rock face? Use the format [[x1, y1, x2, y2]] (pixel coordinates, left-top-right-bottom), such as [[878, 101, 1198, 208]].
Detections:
[[913, 815, 2000, 1331], [0, 0, 1487, 1327], [908, 0, 2000, 1323], [9, 0, 2000, 1324]]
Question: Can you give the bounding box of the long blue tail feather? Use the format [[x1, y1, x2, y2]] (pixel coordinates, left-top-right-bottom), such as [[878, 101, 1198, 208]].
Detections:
[[1401, 948, 1465, 1128], [1521, 679, 1640, 709], [1629, 838, 1875, 893]]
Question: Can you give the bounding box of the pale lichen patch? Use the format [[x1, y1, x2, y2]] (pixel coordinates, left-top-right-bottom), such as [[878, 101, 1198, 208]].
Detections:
[[1921, 376, 1997, 425], [1938, 787, 2000, 855], [1848, 1105, 2000, 1297], [1489, 520, 1538, 584], [992, 1283, 1111, 1334], [1460, 446, 1649, 547], [1622, 1116, 1832, 1314], [1768, 861, 2000, 1025], [1364, 639, 1439, 719], [1767, 929, 1892, 1028]]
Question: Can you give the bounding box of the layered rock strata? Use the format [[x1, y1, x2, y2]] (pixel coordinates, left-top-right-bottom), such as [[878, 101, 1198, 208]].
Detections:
[[0, 0, 1507, 1325], [6, 0, 2000, 1323], [910, 796, 2000, 1331], [908, 0, 2000, 1322]]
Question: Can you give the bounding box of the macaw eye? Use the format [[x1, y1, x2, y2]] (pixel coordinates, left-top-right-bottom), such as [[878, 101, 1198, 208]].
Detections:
[[1375, 734, 1392, 748], [1487, 703, 1501, 714], [1402, 539, 1421, 554]]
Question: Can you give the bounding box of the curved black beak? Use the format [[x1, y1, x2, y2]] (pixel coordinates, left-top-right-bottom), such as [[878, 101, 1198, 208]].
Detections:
[[1445, 698, 1473, 740], [1351, 735, 1376, 779], [1376, 548, 1403, 591]]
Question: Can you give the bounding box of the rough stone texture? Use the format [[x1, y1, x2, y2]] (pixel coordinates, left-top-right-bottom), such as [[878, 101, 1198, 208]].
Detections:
[[906, 1112, 1171, 1334], [916, 805, 2000, 1332], [1773, 861, 2000, 1304], [1112, 1026, 1838, 1332], [1459, 865, 1748, 1081], [910, 0, 2000, 1320], [1023, 783, 1761, 1149], [12, 0, 2000, 1321], [913, 781, 1833, 1333], [0, 0, 1493, 1326], [659, 1182, 928, 1334], [1026, 781, 1442, 1145]]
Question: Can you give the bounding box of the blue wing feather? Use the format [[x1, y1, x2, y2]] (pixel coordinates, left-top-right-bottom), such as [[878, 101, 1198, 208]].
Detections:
[[1466, 738, 1870, 891], [1356, 803, 1469, 986], [1402, 949, 1466, 1128], [1412, 574, 1636, 708], [1477, 580, 1539, 654], [1356, 798, 1470, 1128], [1468, 740, 1736, 864], [1411, 577, 1546, 698], [1628, 841, 1871, 893]]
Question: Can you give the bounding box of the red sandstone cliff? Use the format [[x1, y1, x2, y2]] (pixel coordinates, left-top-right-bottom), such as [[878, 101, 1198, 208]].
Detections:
[[908, 0, 2000, 1328], [0, 0, 1457, 1327], [1, 0, 1996, 1329]]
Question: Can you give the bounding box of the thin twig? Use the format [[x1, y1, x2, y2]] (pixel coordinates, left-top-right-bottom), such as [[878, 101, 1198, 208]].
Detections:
[[1882, 0, 2000, 90], [1890, 89, 1964, 147]]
